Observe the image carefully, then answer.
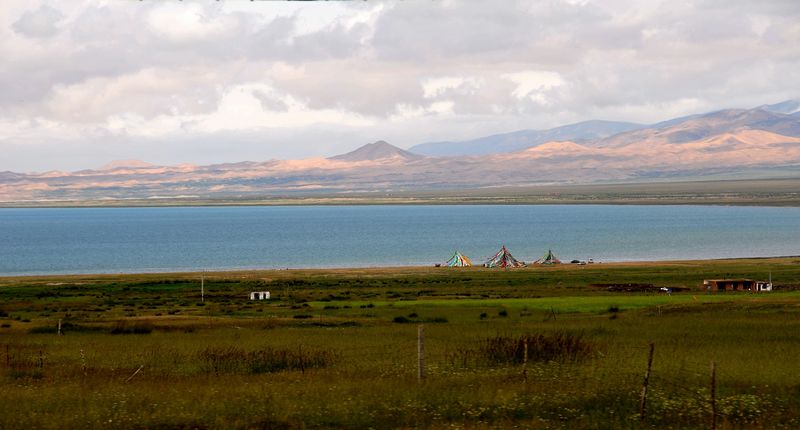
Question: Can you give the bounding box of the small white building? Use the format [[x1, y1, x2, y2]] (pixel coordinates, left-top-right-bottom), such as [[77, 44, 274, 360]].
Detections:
[[250, 291, 270, 300]]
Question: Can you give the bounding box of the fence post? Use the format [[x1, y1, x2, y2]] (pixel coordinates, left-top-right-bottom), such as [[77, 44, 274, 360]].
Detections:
[[522, 337, 529, 383], [418, 325, 425, 383], [299, 345, 305, 374], [126, 365, 144, 383], [710, 361, 717, 430], [80, 349, 87, 376], [58, 319, 62, 336], [639, 342, 655, 422]]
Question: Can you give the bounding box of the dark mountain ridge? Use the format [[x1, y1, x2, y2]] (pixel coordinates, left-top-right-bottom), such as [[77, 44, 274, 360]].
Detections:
[[329, 141, 424, 162]]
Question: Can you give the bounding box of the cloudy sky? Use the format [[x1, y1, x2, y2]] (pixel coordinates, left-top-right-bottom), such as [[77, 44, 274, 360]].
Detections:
[[2, 0, 799, 172]]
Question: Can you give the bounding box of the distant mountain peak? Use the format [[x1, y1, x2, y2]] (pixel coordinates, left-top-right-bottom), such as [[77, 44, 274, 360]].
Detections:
[[329, 141, 424, 162], [758, 99, 800, 115]]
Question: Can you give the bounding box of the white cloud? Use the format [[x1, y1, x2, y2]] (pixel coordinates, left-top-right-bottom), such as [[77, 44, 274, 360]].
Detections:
[[503, 71, 566, 101], [252, 89, 289, 112], [12, 4, 63, 38], [194, 83, 374, 133], [146, 3, 238, 44], [422, 76, 482, 99], [44, 67, 224, 122]]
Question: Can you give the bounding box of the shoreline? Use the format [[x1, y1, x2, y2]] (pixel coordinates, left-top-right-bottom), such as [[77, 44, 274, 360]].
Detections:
[[2, 178, 800, 208], [3, 196, 800, 209], [2, 255, 797, 281]]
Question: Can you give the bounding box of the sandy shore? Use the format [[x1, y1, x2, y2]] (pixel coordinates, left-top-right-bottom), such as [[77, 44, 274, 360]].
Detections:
[[2, 256, 797, 282]]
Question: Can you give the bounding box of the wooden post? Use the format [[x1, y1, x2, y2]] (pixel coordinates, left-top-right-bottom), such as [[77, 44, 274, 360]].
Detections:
[[38, 350, 44, 370], [417, 325, 425, 382], [201, 273, 204, 303], [639, 342, 655, 422], [522, 337, 529, 383], [126, 365, 144, 382], [710, 361, 717, 430], [299, 346, 305, 374], [80, 349, 87, 376], [58, 319, 62, 336]]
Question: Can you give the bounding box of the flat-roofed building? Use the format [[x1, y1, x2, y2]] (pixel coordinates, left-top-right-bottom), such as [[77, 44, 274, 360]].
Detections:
[[703, 279, 772, 292]]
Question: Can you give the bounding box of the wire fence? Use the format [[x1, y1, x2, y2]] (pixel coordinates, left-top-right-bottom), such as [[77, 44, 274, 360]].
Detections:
[[2, 320, 796, 427]]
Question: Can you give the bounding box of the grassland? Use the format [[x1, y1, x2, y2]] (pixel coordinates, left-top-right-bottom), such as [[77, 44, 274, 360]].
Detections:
[[4, 177, 800, 207], [2, 258, 800, 429]]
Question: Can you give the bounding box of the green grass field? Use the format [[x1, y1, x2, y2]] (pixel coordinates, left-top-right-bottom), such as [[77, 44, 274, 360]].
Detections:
[[2, 258, 800, 429]]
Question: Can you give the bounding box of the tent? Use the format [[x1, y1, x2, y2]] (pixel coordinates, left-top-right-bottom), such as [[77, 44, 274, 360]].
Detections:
[[484, 246, 525, 268], [534, 249, 562, 265], [445, 250, 472, 267]]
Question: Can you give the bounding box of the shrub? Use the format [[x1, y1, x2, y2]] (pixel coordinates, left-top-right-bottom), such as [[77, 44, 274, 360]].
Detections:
[[199, 346, 335, 374], [310, 321, 360, 328], [110, 321, 153, 334], [393, 316, 411, 323], [447, 332, 597, 367], [29, 322, 104, 334], [498, 309, 508, 317], [485, 332, 595, 364]]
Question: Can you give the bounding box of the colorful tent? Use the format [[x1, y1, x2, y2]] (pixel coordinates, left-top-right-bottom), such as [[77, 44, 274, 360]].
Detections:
[[534, 249, 562, 265], [445, 251, 472, 267], [484, 246, 525, 268]]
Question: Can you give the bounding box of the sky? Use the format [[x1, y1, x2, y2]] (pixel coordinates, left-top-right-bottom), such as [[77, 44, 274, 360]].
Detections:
[[1, 0, 799, 172]]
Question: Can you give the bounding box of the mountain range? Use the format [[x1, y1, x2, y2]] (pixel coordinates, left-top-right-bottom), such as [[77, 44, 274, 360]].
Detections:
[[408, 120, 644, 156], [2, 100, 799, 203]]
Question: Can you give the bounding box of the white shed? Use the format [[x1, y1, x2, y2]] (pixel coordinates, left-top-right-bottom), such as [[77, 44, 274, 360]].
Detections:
[[250, 291, 270, 300]]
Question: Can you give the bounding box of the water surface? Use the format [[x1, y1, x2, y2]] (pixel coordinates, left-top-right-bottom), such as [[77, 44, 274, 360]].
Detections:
[[1, 205, 798, 275]]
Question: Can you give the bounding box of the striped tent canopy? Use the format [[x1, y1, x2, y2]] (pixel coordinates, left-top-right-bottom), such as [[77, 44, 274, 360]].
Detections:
[[484, 246, 525, 268], [534, 249, 562, 265], [445, 250, 472, 267]]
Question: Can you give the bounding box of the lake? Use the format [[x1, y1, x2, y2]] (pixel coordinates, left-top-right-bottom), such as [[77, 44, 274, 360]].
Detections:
[[1, 205, 799, 276]]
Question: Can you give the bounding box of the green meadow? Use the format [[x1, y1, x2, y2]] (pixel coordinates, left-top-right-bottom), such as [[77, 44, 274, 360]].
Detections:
[[2, 258, 800, 429]]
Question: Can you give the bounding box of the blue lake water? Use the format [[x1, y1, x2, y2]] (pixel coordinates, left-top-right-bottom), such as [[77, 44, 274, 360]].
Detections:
[[0, 205, 799, 276]]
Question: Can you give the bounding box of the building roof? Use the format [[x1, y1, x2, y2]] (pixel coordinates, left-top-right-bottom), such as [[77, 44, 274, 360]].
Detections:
[[704, 279, 754, 282]]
